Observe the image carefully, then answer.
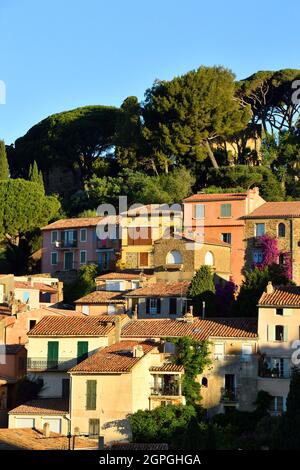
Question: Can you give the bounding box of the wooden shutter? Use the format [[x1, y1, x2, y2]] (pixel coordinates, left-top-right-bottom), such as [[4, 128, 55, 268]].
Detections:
[[267, 325, 275, 341], [86, 380, 97, 410], [47, 341, 59, 367], [139, 252, 149, 267], [77, 341, 88, 364]]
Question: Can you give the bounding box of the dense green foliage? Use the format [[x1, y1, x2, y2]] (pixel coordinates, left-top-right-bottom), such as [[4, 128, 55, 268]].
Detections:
[[187, 266, 216, 317], [63, 264, 100, 305], [0, 139, 9, 180], [28, 160, 44, 187]]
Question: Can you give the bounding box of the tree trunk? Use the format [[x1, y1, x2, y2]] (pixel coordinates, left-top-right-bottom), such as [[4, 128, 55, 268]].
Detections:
[[205, 141, 219, 169]]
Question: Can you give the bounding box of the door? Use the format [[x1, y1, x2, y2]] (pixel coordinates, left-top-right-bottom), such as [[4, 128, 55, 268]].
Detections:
[[225, 374, 235, 392], [15, 418, 35, 428], [42, 418, 61, 434], [139, 252, 149, 267], [77, 341, 88, 364], [64, 252, 74, 270], [98, 252, 110, 271], [47, 341, 59, 368]]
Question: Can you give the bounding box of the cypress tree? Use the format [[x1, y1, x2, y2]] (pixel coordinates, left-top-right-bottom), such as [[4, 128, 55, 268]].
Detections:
[[187, 266, 216, 317], [29, 160, 44, 188], [0, 139, 9, 180]]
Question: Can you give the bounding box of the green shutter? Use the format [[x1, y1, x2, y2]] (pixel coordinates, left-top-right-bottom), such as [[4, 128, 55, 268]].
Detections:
[[86, 380, 97, 410], [284, 326, 289, 342], [267, 325, 275, 341], [47, 341, 59, 367], [77, 341, 88, 364]]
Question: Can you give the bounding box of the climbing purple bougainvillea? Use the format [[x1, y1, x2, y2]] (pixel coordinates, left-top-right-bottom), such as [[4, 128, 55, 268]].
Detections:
[[253, 234, 292, 280]]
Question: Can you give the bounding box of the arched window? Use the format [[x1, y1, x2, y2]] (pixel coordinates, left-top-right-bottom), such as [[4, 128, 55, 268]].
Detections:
[[278, 223, 286, 238], [204, 251, 214, 266], [166, 250, 182, 264], [201, 377, 208, 387]]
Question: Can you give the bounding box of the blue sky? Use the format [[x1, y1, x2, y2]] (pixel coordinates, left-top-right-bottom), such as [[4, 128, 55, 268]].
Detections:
[[0, 0, 299, 144]]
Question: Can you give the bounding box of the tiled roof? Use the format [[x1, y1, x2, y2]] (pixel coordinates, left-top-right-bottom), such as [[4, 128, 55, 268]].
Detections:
[[122, 204, 182, 217], [184, 192, 248, 202], [28, 315, 120, 336], [125, 282, 190, 298], [122, 318, 258, 340], [70, 341, 155, 373], [9, 398, 69, 415], [150, 364, 184, 372], [245, 201, 300, 219], [14, 281, 57, 293], [75, 290, 126, 304], [111, 443, 169, 450], [259, 286, 300, 306], [96, 272, 152, 281], [0, 429, 97, 450], [4, 344, 24, 355], [41, 216, 104, 230]]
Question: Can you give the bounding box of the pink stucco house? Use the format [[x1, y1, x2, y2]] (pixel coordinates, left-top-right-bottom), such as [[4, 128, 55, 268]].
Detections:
[[41, 217, 120, 274]]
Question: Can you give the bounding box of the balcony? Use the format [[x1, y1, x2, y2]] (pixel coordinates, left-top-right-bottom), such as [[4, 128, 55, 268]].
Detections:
[[27, 357, 78, 371], [150, 384, 181, 397], [220, 387, 239, 403], [55, 240, 78, 249]]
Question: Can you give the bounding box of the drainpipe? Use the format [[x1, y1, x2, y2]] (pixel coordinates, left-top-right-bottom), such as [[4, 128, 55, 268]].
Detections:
[[290, 217, 294, 281]]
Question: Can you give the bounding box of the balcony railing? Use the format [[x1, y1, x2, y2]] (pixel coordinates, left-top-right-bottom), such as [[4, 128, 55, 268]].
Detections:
[[54, 240, 78, 249], [259, 369, 291, 379], [27, 357, 78, 371], [150, 385, 181, 397], [220, 387, 239, 403]]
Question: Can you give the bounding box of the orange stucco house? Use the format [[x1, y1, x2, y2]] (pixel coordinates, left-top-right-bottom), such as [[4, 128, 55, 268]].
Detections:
[[183, 188, 265, 285]]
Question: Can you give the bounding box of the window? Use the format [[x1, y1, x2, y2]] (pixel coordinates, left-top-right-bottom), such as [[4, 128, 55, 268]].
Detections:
[[194, 204, 205, 219], [164, 342, 176, 354], [270, 396, 284, 415], [220, 204, 231, 217], [201, 377, 208, 387], [80, 228, 87, 242], [80, 250, 87, 265], [47, 341, 59, 368], [139, 252, 149, 267], [29, 320, 36, 331], [221, 233, 231, 244], [278, 223, 286, 238], [51, 252, 58, 265], [131, 281, 140, 290], [51, 231, 58, 244], [276, 308, 284, 316], [89, 419, 100, 437], [63, 230, 78, 248], [253, 250, 263, 264], [146, 298, 161, 314], [275, 325, 284, 341], [82, 305, 90, 315], [105, 280, 124, 291], [77, 341, 88, 364], [22, 291, 30, 303], [204, 251, 214, 266], [86, 380, 97, 410], [62, 379, 70, 398], [169, 297, 177, 315], [166, 250, 182, 264], [255, 223, 265, 237], [242, 344, 252, 362]]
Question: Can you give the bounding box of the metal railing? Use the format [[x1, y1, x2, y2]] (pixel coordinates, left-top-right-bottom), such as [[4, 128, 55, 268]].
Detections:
[[150, 385, 181, 396], [27, 357, 78, 371], [220, 387, 239, 403]]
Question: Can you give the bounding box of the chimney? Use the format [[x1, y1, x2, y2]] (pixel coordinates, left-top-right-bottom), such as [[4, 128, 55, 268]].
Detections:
[[43, 422, 50, 438], [266, 281, 274, 295], [133, 344, 144, 358], [184, 305, 194, 323], [132, 304, 138, 321], [28, 276, 34, 287]]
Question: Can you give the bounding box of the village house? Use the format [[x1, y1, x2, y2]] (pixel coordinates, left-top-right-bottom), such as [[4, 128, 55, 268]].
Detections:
[[121, 314, 258, 416], [41, 217, 120, 275], [243, 201, 300, 284], [68, 340, 185, 442], [95, 271, 153, 292], [183, 187, 265, 285], [257, 282, 300, 415], [74, 290, 126, 316], [125, 281, 190, 319]]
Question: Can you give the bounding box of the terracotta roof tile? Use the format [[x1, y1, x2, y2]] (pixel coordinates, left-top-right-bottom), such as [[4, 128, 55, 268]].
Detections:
[[75, 290, 126, 304], [96, 272, 152, 281], [41, 216, 104, 230], [184, 192, 248, 202], [28, 315, 120, 336], [111, 443, 169, 450], [150, 364, 184, 372], [121, 318, 257, 340], [122, 204, 182, 217], [9, 398, 69, 415], [245, 201, 300, 219], [125, 282, 190, 298], [70, 340, 156, 373], [259, 286, 300, 306], [14, 281, 57, 293]]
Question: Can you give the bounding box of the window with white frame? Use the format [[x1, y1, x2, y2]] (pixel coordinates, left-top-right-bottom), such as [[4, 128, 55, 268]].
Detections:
[[82, 305, 90, 315], [242, 344, 252, 362], [194, 204, 205, 219], [80, 228, 87, 242], [149, 298, 158, 314], [80, 250, 87, 265], [255, 223, 265, 237], [51, 231, 58, 244], [51, 252, 58, 265]]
